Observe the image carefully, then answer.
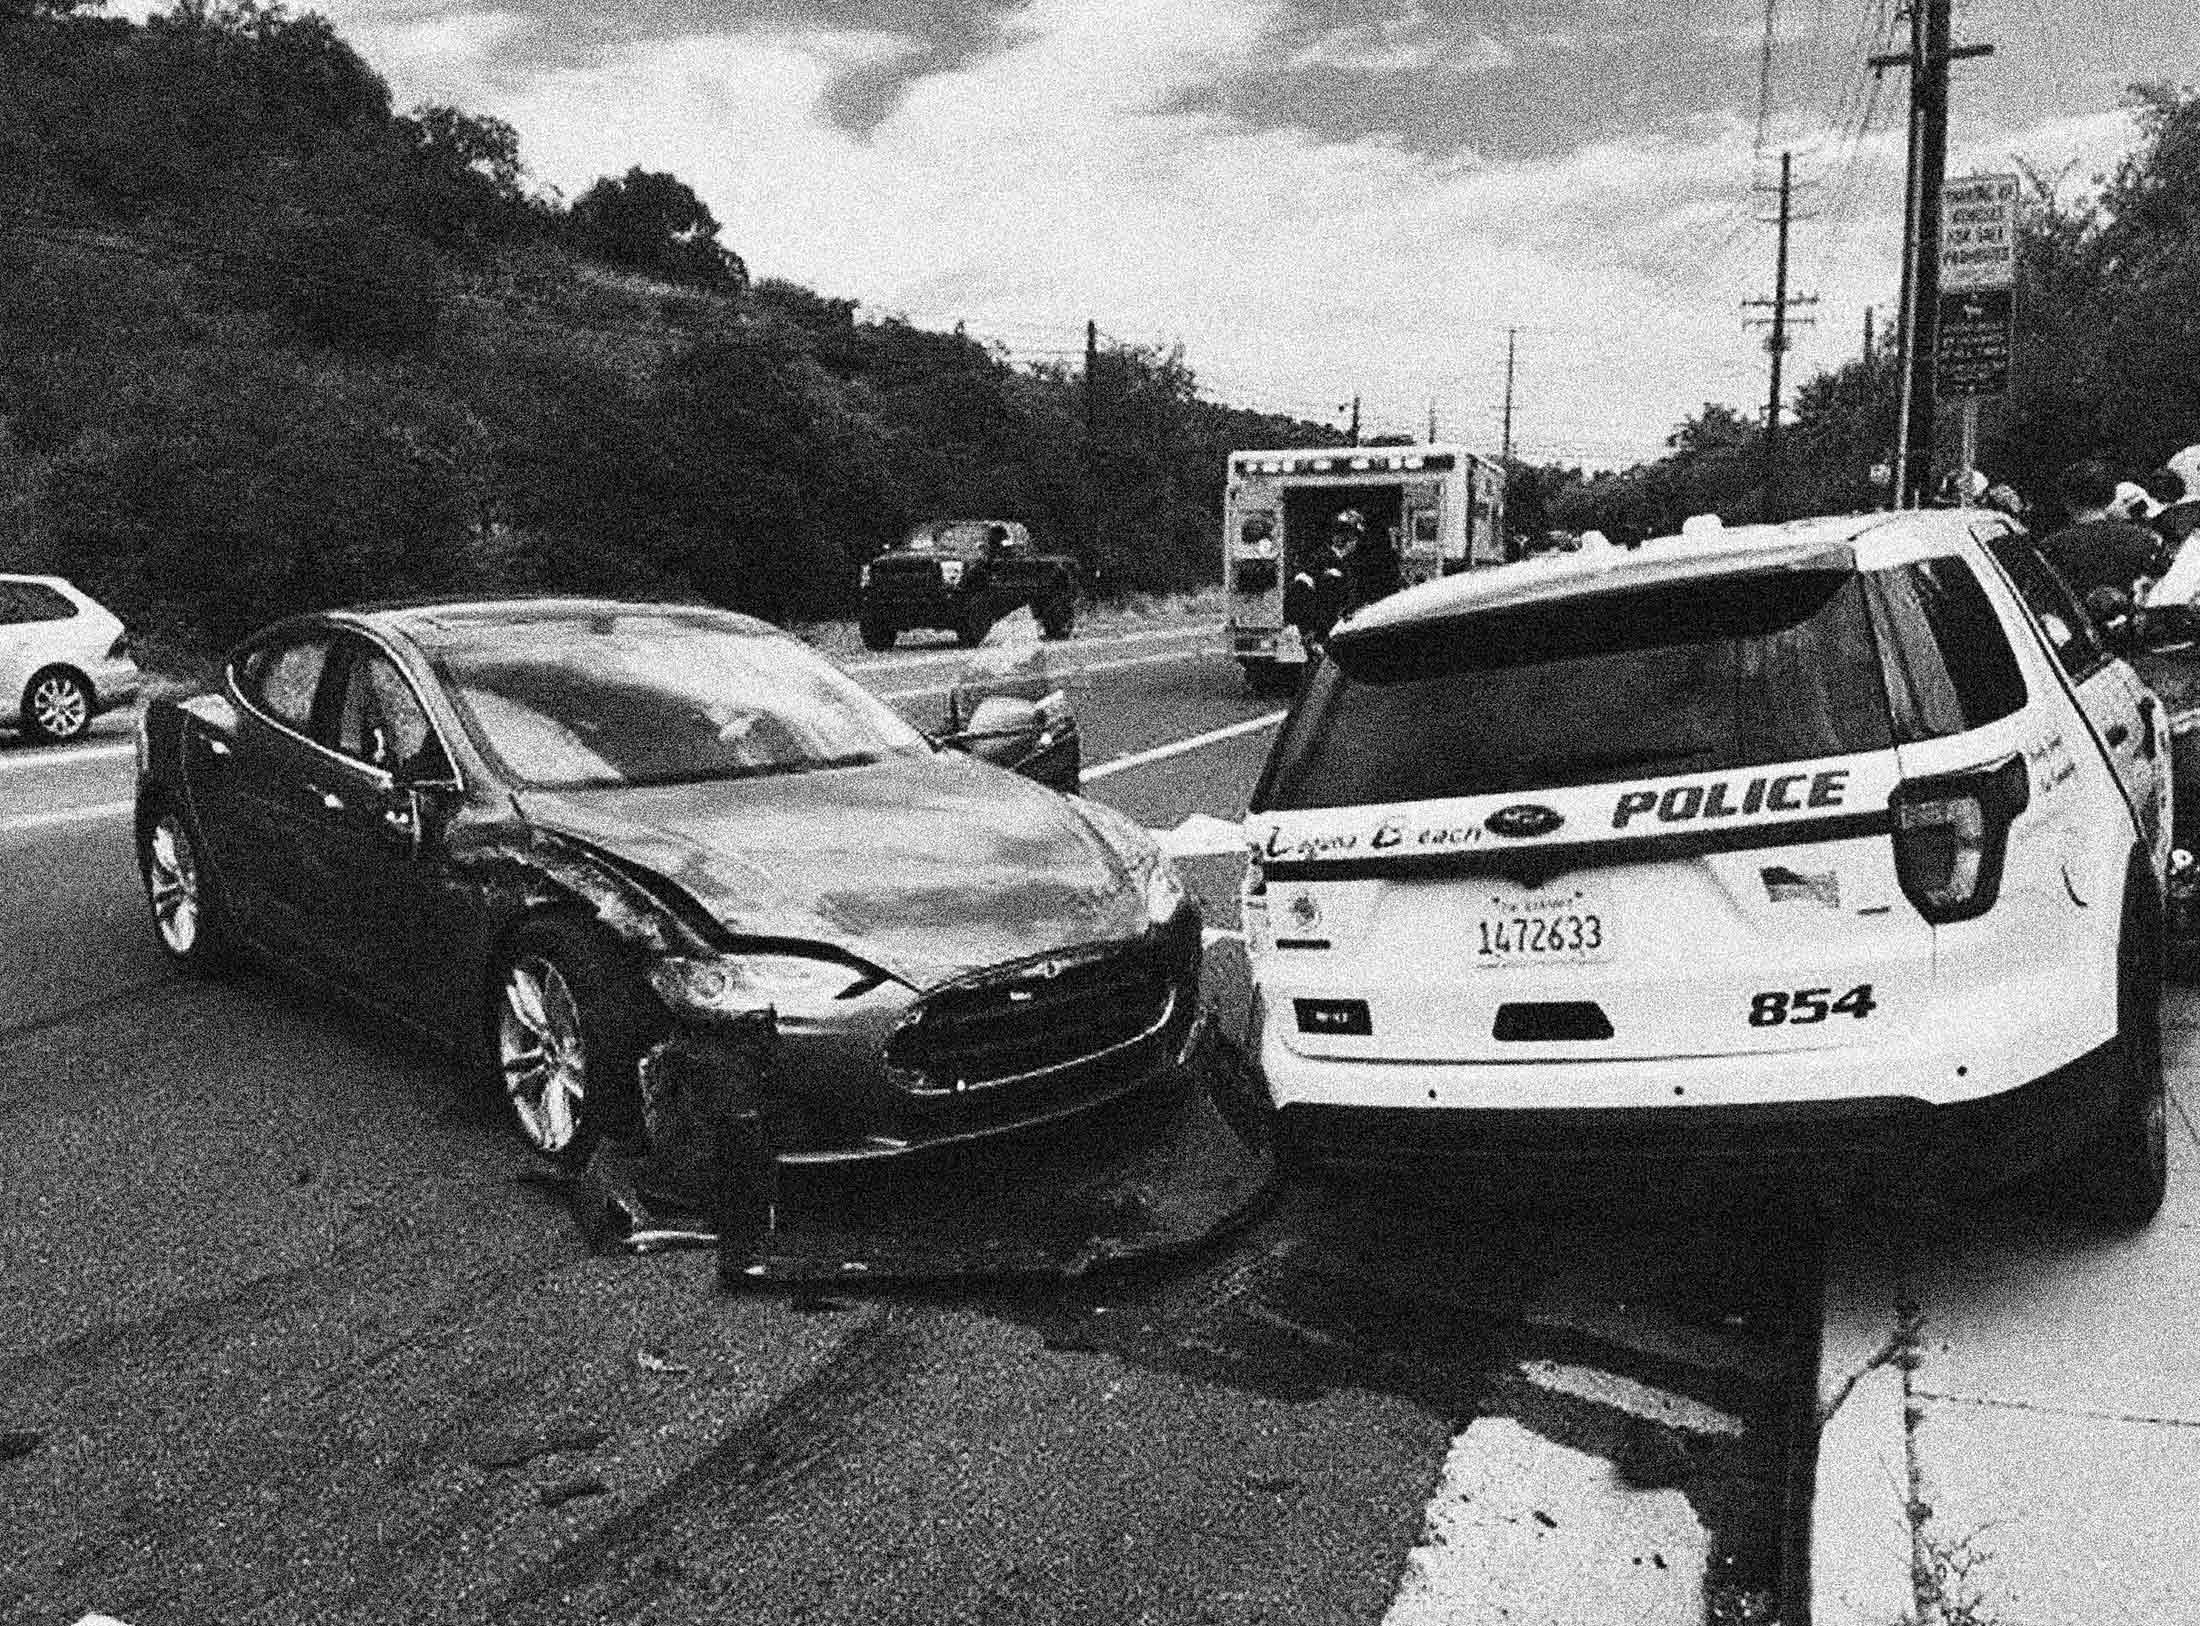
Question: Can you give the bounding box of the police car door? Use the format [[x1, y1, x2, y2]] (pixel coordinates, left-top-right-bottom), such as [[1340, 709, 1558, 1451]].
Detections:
[[1985, 523, 2170, 872]]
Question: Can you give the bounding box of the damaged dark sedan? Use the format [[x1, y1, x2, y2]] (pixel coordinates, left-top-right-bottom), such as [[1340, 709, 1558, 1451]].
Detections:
[[133, 599, 1202, 1167]]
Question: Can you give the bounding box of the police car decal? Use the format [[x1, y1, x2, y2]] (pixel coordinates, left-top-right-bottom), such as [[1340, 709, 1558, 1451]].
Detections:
[[1251, 751, 1903, 879]]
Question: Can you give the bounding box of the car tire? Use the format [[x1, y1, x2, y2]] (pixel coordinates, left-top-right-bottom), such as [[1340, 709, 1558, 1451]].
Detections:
[[138, 803, 233, 971], [22, 666, 93, 744], [859, 613, 897, 652], [956, 608, 991, 648], [2073, 885, 2169, 1227], [491, 918, 648, 1169], [1040, 597, 1075, 641]]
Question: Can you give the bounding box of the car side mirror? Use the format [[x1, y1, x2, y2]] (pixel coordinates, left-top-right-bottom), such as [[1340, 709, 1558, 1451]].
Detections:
[[936, 691, 1079, 791]]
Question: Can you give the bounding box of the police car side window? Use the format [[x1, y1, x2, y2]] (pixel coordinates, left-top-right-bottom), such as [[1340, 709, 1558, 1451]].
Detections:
[[1989, 540, 2110, 679], [1865, 559, 2027, 741]]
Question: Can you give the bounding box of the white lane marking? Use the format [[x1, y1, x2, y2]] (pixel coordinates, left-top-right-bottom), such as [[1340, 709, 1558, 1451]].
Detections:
[[1517, 1359, 1744, 1438], [0, 798, 134, 834], [873, 643, 1215, 702], [1382, 1415, 1707, 1626], [1082, 711, 1286, 784], [0, 739, 136, 774], [1151, 812, 1250, 860], [841, 620, 1210, 674]]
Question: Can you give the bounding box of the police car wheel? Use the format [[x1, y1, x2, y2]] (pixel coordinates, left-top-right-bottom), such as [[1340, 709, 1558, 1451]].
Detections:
[[2076, 889, 2169, 1227], [859, 613, 897, 652]]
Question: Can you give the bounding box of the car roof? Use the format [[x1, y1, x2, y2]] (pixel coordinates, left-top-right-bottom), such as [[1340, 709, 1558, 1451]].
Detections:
[[0, 573, 77, 590], [331, 596, 778, 648], [1338, 509, 1987, 640]]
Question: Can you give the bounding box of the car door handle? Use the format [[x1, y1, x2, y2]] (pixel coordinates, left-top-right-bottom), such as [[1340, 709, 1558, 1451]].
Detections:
[[2106, 722, 2130, 747]]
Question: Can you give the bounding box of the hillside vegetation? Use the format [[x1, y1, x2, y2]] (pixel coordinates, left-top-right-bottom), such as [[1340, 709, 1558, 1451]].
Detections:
[[0, 0, 1340, 652]]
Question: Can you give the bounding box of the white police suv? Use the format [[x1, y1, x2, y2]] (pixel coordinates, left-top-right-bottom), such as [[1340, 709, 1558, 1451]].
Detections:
[[1241, 510, 2171, 1222]]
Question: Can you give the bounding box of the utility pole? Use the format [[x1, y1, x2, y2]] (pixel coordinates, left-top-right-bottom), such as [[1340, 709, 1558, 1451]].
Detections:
[[1083, 318, 1099, 555], [1863, 304, 1876, 365], [1499, 327, 1518, 464], [1744, 153, 1817, 523], [1428, 398, 1438, 443], [1345, 394, 1361, 445], [1873, 0, 1992, 506]]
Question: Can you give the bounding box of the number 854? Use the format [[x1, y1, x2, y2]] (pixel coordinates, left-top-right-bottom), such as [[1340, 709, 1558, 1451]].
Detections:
[[1748, 985, 1877, 1026]]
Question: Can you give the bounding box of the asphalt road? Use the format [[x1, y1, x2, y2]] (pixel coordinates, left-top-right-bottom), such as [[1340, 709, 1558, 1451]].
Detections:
[[0, 622, 1820, 1626]]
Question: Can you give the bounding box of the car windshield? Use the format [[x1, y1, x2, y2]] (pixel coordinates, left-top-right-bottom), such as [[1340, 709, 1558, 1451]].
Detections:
[[904, 522, 1003, 553], [429, 610, 931, 790], [1256, 569, 1895, 811]]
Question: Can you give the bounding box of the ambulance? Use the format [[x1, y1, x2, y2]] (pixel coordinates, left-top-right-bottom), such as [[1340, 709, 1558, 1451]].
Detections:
[[1222, 443, 1507, 694]]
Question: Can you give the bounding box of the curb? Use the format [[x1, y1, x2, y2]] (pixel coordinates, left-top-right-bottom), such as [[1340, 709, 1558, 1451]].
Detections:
[[1808, 1216, 1918, 1626]]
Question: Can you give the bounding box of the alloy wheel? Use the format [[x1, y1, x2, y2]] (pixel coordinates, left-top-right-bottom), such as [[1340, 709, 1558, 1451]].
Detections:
[[29, 673, 90, 741], [498, 954, 589, 1154], [145, 814, 201, 956]]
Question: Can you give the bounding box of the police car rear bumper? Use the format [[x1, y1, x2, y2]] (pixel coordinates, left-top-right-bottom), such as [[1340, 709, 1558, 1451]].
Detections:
[[1269, 1040, 2115, 1190]]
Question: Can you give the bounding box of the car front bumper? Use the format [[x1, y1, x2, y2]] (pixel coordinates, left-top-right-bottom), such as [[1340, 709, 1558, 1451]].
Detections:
[[645, 914, 1205, 1167]]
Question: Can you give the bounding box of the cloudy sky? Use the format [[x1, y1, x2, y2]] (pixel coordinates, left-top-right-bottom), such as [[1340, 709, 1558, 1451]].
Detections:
[[139, 0, 2197, 465]]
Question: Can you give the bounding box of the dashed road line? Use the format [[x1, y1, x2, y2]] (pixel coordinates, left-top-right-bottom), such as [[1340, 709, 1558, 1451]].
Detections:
[[842, 620, 1210, 675], [1083, 712, 1286, 783], [873, 643, 1218, 702]]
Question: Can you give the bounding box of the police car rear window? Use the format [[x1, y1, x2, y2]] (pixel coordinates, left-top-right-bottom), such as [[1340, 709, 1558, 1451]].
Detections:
[[1256, 570, 1895, 811]]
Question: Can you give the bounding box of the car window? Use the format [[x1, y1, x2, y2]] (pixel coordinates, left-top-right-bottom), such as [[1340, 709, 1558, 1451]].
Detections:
[[236, 635, 335, 734], [0, 581, 77, 624], [334, 646, 449, 779], [1256, 569, 1893, 811], [1863, 557, 2028, 741], [1989, 538, 2110, 679]]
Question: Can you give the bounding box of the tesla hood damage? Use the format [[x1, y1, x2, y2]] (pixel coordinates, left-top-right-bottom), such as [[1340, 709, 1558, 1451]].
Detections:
[[512, 755, 1154, 990]]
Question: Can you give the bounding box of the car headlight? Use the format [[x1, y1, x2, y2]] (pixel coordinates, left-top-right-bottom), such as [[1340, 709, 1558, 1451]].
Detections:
[[648, 954, 866, 1020], [1144, 858, 1189, 926], [939, 560, 966, 587]]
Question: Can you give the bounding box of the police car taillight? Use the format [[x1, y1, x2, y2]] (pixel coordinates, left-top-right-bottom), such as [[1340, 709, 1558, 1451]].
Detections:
[[1889, 754, 2029, 923]]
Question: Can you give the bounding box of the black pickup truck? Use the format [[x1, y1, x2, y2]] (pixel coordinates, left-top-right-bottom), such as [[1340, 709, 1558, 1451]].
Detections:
[[858, 520, 1078, 650]]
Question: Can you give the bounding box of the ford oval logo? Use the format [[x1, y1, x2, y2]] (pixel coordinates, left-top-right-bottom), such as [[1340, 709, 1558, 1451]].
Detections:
[[1485, 804, 1564, 840]]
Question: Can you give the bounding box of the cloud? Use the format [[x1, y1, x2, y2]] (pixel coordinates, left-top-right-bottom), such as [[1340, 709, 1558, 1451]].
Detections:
[[1162, 0, 1764, 162]]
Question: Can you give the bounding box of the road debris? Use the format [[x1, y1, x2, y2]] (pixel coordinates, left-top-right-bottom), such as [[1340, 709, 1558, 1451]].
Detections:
[[470, 1421, 611, 1471], [636, 1348, 692, 1376], [539, 1475, 610, 1508]]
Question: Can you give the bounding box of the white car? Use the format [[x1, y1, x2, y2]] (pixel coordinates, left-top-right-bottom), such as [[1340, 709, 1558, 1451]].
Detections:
[[1241, 510, 2171, 1223], [1, 574, 143, 744]]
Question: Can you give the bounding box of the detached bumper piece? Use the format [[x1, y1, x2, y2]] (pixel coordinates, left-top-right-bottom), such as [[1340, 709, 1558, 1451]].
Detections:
[[577, 1011, 1276, 1285]]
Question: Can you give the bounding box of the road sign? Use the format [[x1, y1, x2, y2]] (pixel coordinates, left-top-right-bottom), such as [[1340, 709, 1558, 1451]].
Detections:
[[1936, 287, 2013, 398], [1941, 173, 2019, 292]]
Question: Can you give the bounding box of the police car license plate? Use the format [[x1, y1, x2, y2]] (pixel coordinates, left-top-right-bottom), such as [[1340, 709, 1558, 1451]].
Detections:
[[1472, 880, 1613, 969]]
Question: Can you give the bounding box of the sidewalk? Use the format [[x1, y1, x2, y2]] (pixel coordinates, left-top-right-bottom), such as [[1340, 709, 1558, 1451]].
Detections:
[[1812, 1003, 2200, 1625]]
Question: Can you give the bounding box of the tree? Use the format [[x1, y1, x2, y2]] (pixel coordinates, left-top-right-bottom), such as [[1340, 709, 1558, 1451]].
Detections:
[[568, 167, 747, 289]]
